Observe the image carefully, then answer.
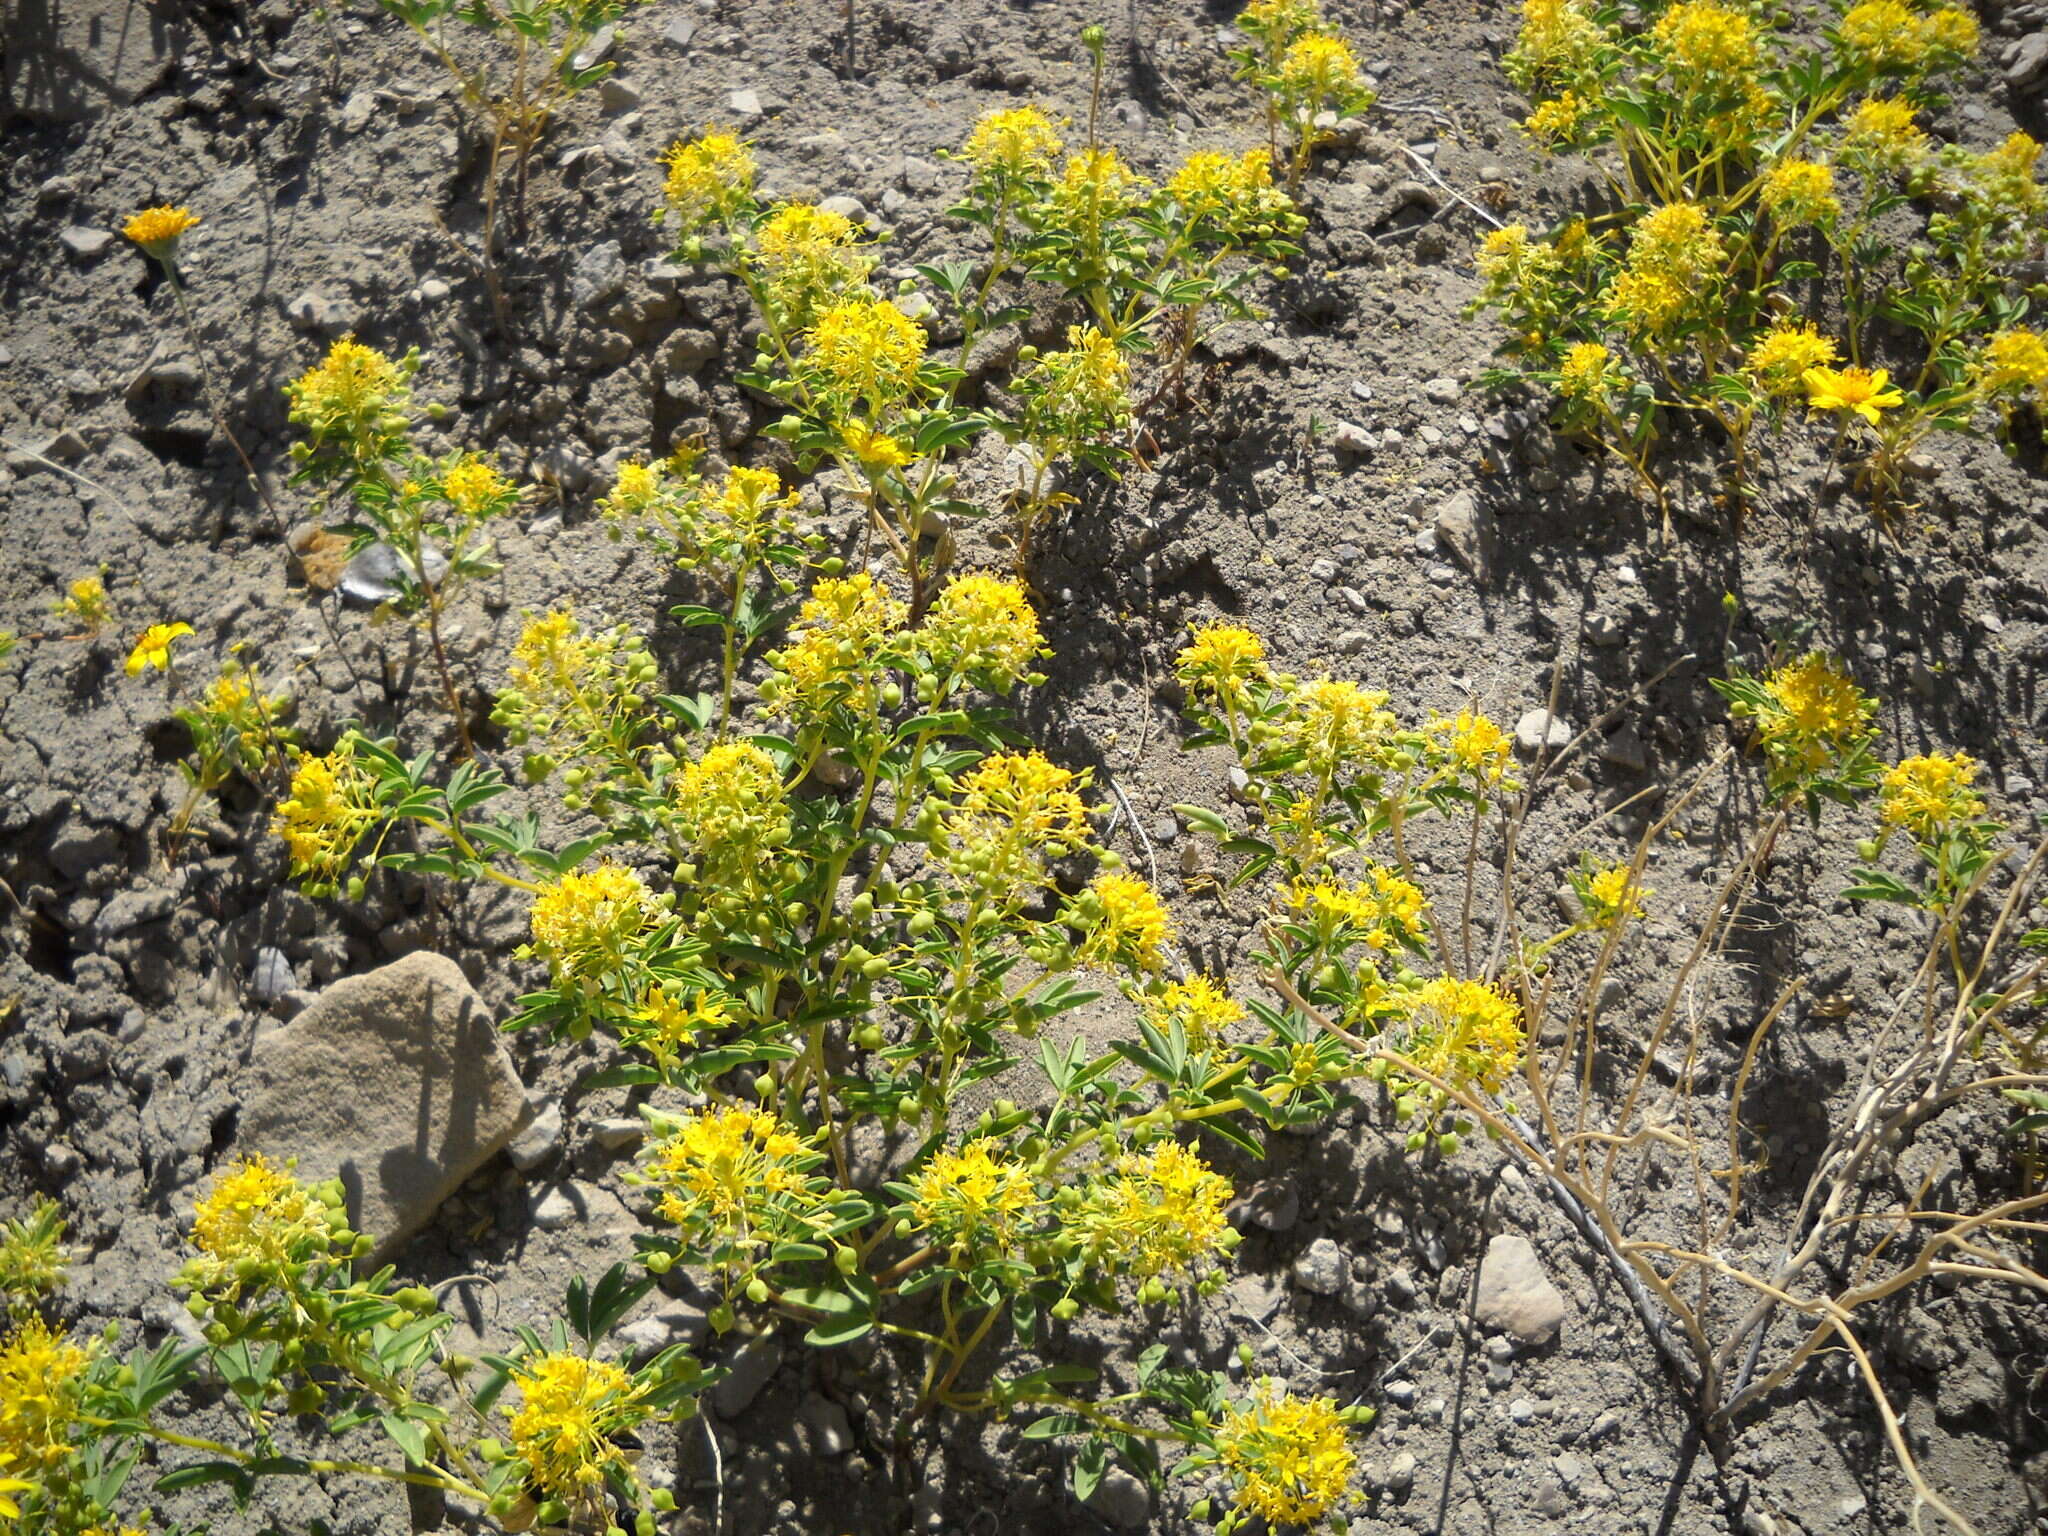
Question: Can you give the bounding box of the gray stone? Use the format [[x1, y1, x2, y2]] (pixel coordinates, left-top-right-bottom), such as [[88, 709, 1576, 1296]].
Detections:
[[662, 16, 698, 47], [1386, 1450, 1417, 1494], [1433, 489, 1498, 582], [1474, 1234, 1566, 1345], [1291, 1236, 1346, 1295], [817, 194, 869, 223], [340, 539, 448, 606], [1424, 376, 1460, 404], [1514, 709, 1572, 756], [1383, 1378, 1417, 1407], [1332, 420, 1376, 456], [2009, 30, 2048, 87], [800, 1394, 853, 1456], [593, 1116, 646, 1150], [571, 23, 616, 71], [712, 1332, 782, 1417], [529, 1180, 604, 1230], [1091, 1466, 1151, 1528], [618, 1302, 709, 1358], [1600, 725, 1648, 773], [727, 87, 765, 118], [661, 327, 719, 374], [285, 290, 361, 334], [1229, 1177, 1299, 1233], [233, 953, 533, 1262], [506, 1100, 564, 1171], [94, 886, 174, 934], [572, 239, 628, 310], [340, 88, 377, 133], [1309, 558, 1338, 583], [46, 818, 121, 881], [598, 76, 642, 111], [249, 946, 296, 1002], [60, 226, 113, 260]]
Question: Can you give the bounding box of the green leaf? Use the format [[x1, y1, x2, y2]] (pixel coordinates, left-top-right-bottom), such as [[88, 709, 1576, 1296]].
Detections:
[[157, 1461, 255, 1502], [1073, 1439, 1106, 1504], [1021, 1412, 1091, 1440], [1172, 803, 1231, 835], [379, 1412, 429, 1464]]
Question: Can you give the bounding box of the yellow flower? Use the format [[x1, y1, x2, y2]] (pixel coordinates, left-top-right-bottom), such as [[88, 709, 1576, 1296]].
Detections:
[[1278, 31, 1368, 102], [1042, 147, 1153, 229], [124, 621, 193, 676], [1165, 148, 1299, 237], [962, 105, 1063, 179], [1141, 975, 1245, 1052], [510, 608, 593, 705], [1402, 977, 1524, 1095], [841, 422, 914, 469], [1508, 0, 1607, 84], [674, 741, 789, 868], [1983, 329, 2048, 396], [1653, 0, 1757, 78], [0, 1316, 92, 1470], [754, 202, 874, 328], [1746, 322, 1838, 395], [1744, 653, 1877, 777], [1525, 91, 1591, 144], [768, 572, 909, 724], [188, 1155, 335, 1279], [1557, 340, 1616, 401], [1177, 623, 1270, 709], [1880, 752, 1985, 839], [54, 573, 110, 632], [1843, 97, 1927, 168], [663, 129, 755, 229], [440, 454, 512, 516], [625, 984, 729, 1070], [527, 864, 655, 981], [1078, 1140, 1233, 1279], [0, 1450, 37, 1521], [1609, 203, 1724, 336], [919, 572, 1048, 690], [1238, 0, 1323, 40], [123, 204, 200, 258], [938, 751, 1093, 899], [506, 1352, 650, 1501], [1216, 1381, 1356, 1528], [805, 298, 927, 410], [0, 1200, 69, 1316], [1429, 708, 1516, 785], [1840, 0, 1977, 72], [1071, 871, 1174, 973], [1020, 324, 1133, 455], [641, 1106, 819, 1240], [285, 336, 414, 467], [1572, 860, 1649, 928], [910, 1139, 1044, 1253], [272, 741, 377, 883], [1274, 678, 1398, 775], [1760, 159, 1840, 226], [1286, 868, 1431, 953], [1802, 364, 1904, 424], [601, 459, 664, 518]]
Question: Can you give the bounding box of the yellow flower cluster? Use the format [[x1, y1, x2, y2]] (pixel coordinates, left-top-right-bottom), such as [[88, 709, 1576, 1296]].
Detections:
[[1431, 709, 1517, 786], [1071, 871, 1174, 973], [1277, 32, 1369, 104], [1557, 340, 1616, 402], [0, 1316, 92, 1470], [1746, 322, 1837, 395], [509, 609, 593, 710], [284, 336, 412, 456], [805, 297, 927, 411], [1165, 149, 1298, 238], [1839, 0, 1978, 73], [1749, 654, 1877, 776], [1653, 0, 1757, 79], [962, 105, 1063, 180], [1842, 97, 1927, 169], [920, 573, 1048, 691], [626, 985, 730, 1071], [1141, 974, 1244, 1052], [1761, 159, 1840, 227], [273, 742, 378, 884], [1021, 325, 1133, 453], [1216, 1381, 1355, 1526], [527, 864, 655, 981], [1803, 365, 1903, 424], [1983, 328, 2048, 396], [910, 1140, 1044, 1254], [123, 204, 201, 256], [188, 1155, 337, 1282], [674, 741, 789, 870], [1286, 868, 1430, 953], [1042, 147, 1153, 231], [768, 572, 909, 725], [1078, 1141, 1233, 1279], [1176, 623, 1270, 711], [663, 129, 756, 230], [1274, 679, 1398, 776], [439, 454, 513, 517], [54, 573, 110, 632], [506, 1351, 649, 1501], [125, 621, 193, 677], [1524, 90, 1591, 144], [1402, 977, 1524, 1095], [1574, 861, 1649, 928], [1958, 131, 2046, 228], [643, 1107, 818, 1240], [939, 751, 1094, 900], [754, 202, 875, 329], [1609, 203, 1725, 336], [1509, 0, 1606, 85], [1239, 0, 1323, 38], [1880, 752, 1985, 839]]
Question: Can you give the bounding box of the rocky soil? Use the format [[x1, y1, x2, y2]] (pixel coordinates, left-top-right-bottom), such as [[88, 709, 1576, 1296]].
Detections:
[[4, 0, 2048, 1533]]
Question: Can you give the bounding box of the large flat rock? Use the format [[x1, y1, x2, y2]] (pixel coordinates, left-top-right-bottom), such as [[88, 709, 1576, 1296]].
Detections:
[[4, 0, 188, 122], [235, 952, 533, 1262]]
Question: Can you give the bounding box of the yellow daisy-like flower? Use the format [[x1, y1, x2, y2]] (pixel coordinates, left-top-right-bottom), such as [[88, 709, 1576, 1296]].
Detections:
[[1879, 752, 1985, 839], [1078, 1140, 1233, 1280], [527, 864, 655, 980], [1239, 0, 1324, 39], [124, 621, 193, 676], [909, 1139, 1044, 1254], [1981, 329, 2048, 397], [1509, 0, 1607, 83], [1216, 1381, 1355, 1527], [506, 1351, 650, 1501], [123, 204, 201, 258], [1285, 869, 1431, 954], [1839, 0, 1977, 72], [753, 201, 874, 328], [919, 572, 1048, 690], [804, 297, 928, 410], [1071, 870, 1175, 973], [1042, 147, 1153, 229], [1020, 324, 1133, 451], [962, 105, 1063, 180], [1802, 364, 1904, 424], [1401, 976, 1524, 1095], [1140, 974, 1245, 1053], [663, 128, 756, 229], [600, 459, 663, 519], [641, 1106, 819, 1240], [1760, 158, 1840, 227], [1176, 623, 1270, 710], [1746, 322, 1838, 395], [0, 1316, 93, 1470]]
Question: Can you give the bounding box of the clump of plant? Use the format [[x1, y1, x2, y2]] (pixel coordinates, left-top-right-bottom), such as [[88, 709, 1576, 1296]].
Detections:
[[1231, 0, 1378, 190], [165, 654, 299, 849], [1471, 0, 2048, 519], [652, 53, 1309, 587], [373, 0, 647, 326], [1174, 620, 2045, 1533], [286, 335, 523, 756], [0, 1159, 701, 1535]]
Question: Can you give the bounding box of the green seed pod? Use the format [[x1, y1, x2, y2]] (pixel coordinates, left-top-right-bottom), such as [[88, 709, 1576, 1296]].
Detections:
[[745, 1277, 770, 1304], [653, 1489, 677, 1512], [708, 1303, 735, 1333], [855, 1024, 885, 1051], [1051, 1297, 1080, 1321], [1405, 1130, 1428, 1154], [535, 1502, 568, 1528], [345, 876, 367, 902], [834, 1245, 859, 1275], [644, 1249, 674, 1274], [1438, 1132, 1462, 1156], [881, 681, 904, 709], [862, 955, 889, 979]]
